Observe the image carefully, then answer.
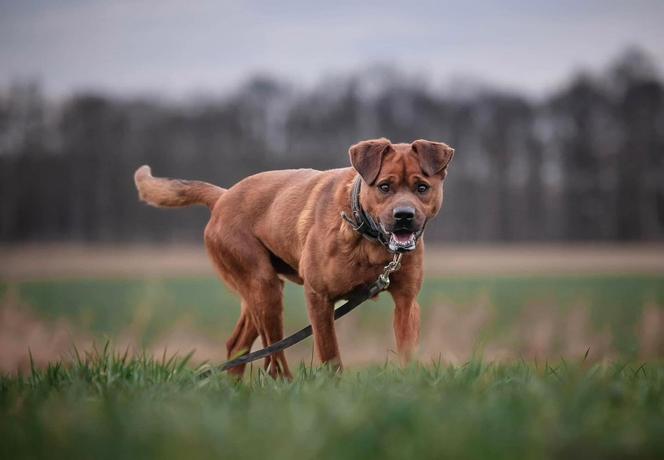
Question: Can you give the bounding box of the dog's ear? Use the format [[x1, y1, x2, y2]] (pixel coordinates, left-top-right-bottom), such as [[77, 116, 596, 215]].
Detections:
[[411, 140, 455, 177], [349, 138, 392, 184]]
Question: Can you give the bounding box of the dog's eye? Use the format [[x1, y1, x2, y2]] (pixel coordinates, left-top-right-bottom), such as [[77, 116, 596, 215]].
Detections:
[[416, 183, 429, 194], [378, 183, 391, 193]]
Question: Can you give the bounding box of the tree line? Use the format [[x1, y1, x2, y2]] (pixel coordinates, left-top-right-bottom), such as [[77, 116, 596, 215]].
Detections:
[[1, 49, 662, 243]]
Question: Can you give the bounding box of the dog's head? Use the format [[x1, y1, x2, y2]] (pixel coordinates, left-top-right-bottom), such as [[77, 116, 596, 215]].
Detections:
[[349, 138, 454, 252]]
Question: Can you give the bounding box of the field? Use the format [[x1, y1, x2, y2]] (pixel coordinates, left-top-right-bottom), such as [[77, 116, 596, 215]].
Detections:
[[1, 244, 664, 458]]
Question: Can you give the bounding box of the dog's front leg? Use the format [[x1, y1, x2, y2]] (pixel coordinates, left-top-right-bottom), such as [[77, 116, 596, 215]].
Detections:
[[391, 290, 421, 364], [305, 285, 342, 370]]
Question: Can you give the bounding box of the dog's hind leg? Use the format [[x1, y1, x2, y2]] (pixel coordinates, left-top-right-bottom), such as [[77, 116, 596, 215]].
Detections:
[[242, 277, 292, 379], [225, 302, 259, 378], [206, 227, 292, 379]]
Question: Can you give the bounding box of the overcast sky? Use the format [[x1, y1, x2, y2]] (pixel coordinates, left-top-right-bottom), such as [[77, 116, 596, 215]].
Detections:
[[1, 0, 663, 98]]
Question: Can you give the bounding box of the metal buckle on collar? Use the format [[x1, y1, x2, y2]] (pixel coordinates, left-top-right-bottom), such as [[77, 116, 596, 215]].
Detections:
[[340, 211, 362, 232]]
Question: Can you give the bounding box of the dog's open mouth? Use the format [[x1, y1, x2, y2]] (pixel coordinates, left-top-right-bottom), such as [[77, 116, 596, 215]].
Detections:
[[388, 230, 417, 252]]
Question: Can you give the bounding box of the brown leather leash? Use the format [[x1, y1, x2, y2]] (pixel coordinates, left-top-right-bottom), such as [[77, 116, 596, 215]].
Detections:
[[202, 253, 402, 375]]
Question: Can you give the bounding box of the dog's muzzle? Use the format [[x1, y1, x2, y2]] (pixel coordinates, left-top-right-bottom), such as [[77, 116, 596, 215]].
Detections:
[[382, 225, 425, 253], [388, 232, 417, 252]]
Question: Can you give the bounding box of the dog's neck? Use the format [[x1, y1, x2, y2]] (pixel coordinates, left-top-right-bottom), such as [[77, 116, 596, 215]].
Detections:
[[340, 176, 390, 248], [338, 172, 395, 267]]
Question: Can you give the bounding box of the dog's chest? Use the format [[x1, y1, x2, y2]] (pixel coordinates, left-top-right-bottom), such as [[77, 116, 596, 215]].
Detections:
[[318, 253, 387, 297]]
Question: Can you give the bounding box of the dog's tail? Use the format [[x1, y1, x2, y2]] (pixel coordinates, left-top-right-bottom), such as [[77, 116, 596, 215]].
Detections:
[[134, 165, 225, 210]]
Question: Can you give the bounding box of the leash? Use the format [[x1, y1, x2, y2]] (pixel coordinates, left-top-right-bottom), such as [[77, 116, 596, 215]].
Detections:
[[205, 252, 402, 375]]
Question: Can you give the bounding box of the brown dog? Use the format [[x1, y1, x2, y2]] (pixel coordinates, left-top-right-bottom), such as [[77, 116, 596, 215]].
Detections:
[[134, 138, 454, 378]]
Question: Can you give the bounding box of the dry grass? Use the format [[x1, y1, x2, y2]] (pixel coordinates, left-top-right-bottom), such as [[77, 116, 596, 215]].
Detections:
[[1, 243, 663, 373], [2, 292, 663, 374], [1, 243, 664, 281]]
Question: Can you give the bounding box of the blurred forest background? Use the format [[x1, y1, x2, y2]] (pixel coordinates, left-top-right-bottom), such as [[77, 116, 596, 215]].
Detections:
[[1, 48, 663, 244]]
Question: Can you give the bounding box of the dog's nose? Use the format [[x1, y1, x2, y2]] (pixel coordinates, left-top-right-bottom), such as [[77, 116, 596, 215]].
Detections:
[[393, 207, 415, 221]]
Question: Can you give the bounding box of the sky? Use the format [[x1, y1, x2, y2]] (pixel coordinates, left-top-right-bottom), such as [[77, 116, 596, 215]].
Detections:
[[1, 0, 663, 98]]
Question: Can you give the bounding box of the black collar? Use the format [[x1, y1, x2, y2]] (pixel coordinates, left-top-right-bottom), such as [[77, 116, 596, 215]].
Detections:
[[341, 176, 392, 249]]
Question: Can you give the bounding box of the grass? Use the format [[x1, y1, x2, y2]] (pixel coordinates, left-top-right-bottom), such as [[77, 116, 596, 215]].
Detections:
[[2, 274, 664, 458], [1, 345, 664, 459]]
